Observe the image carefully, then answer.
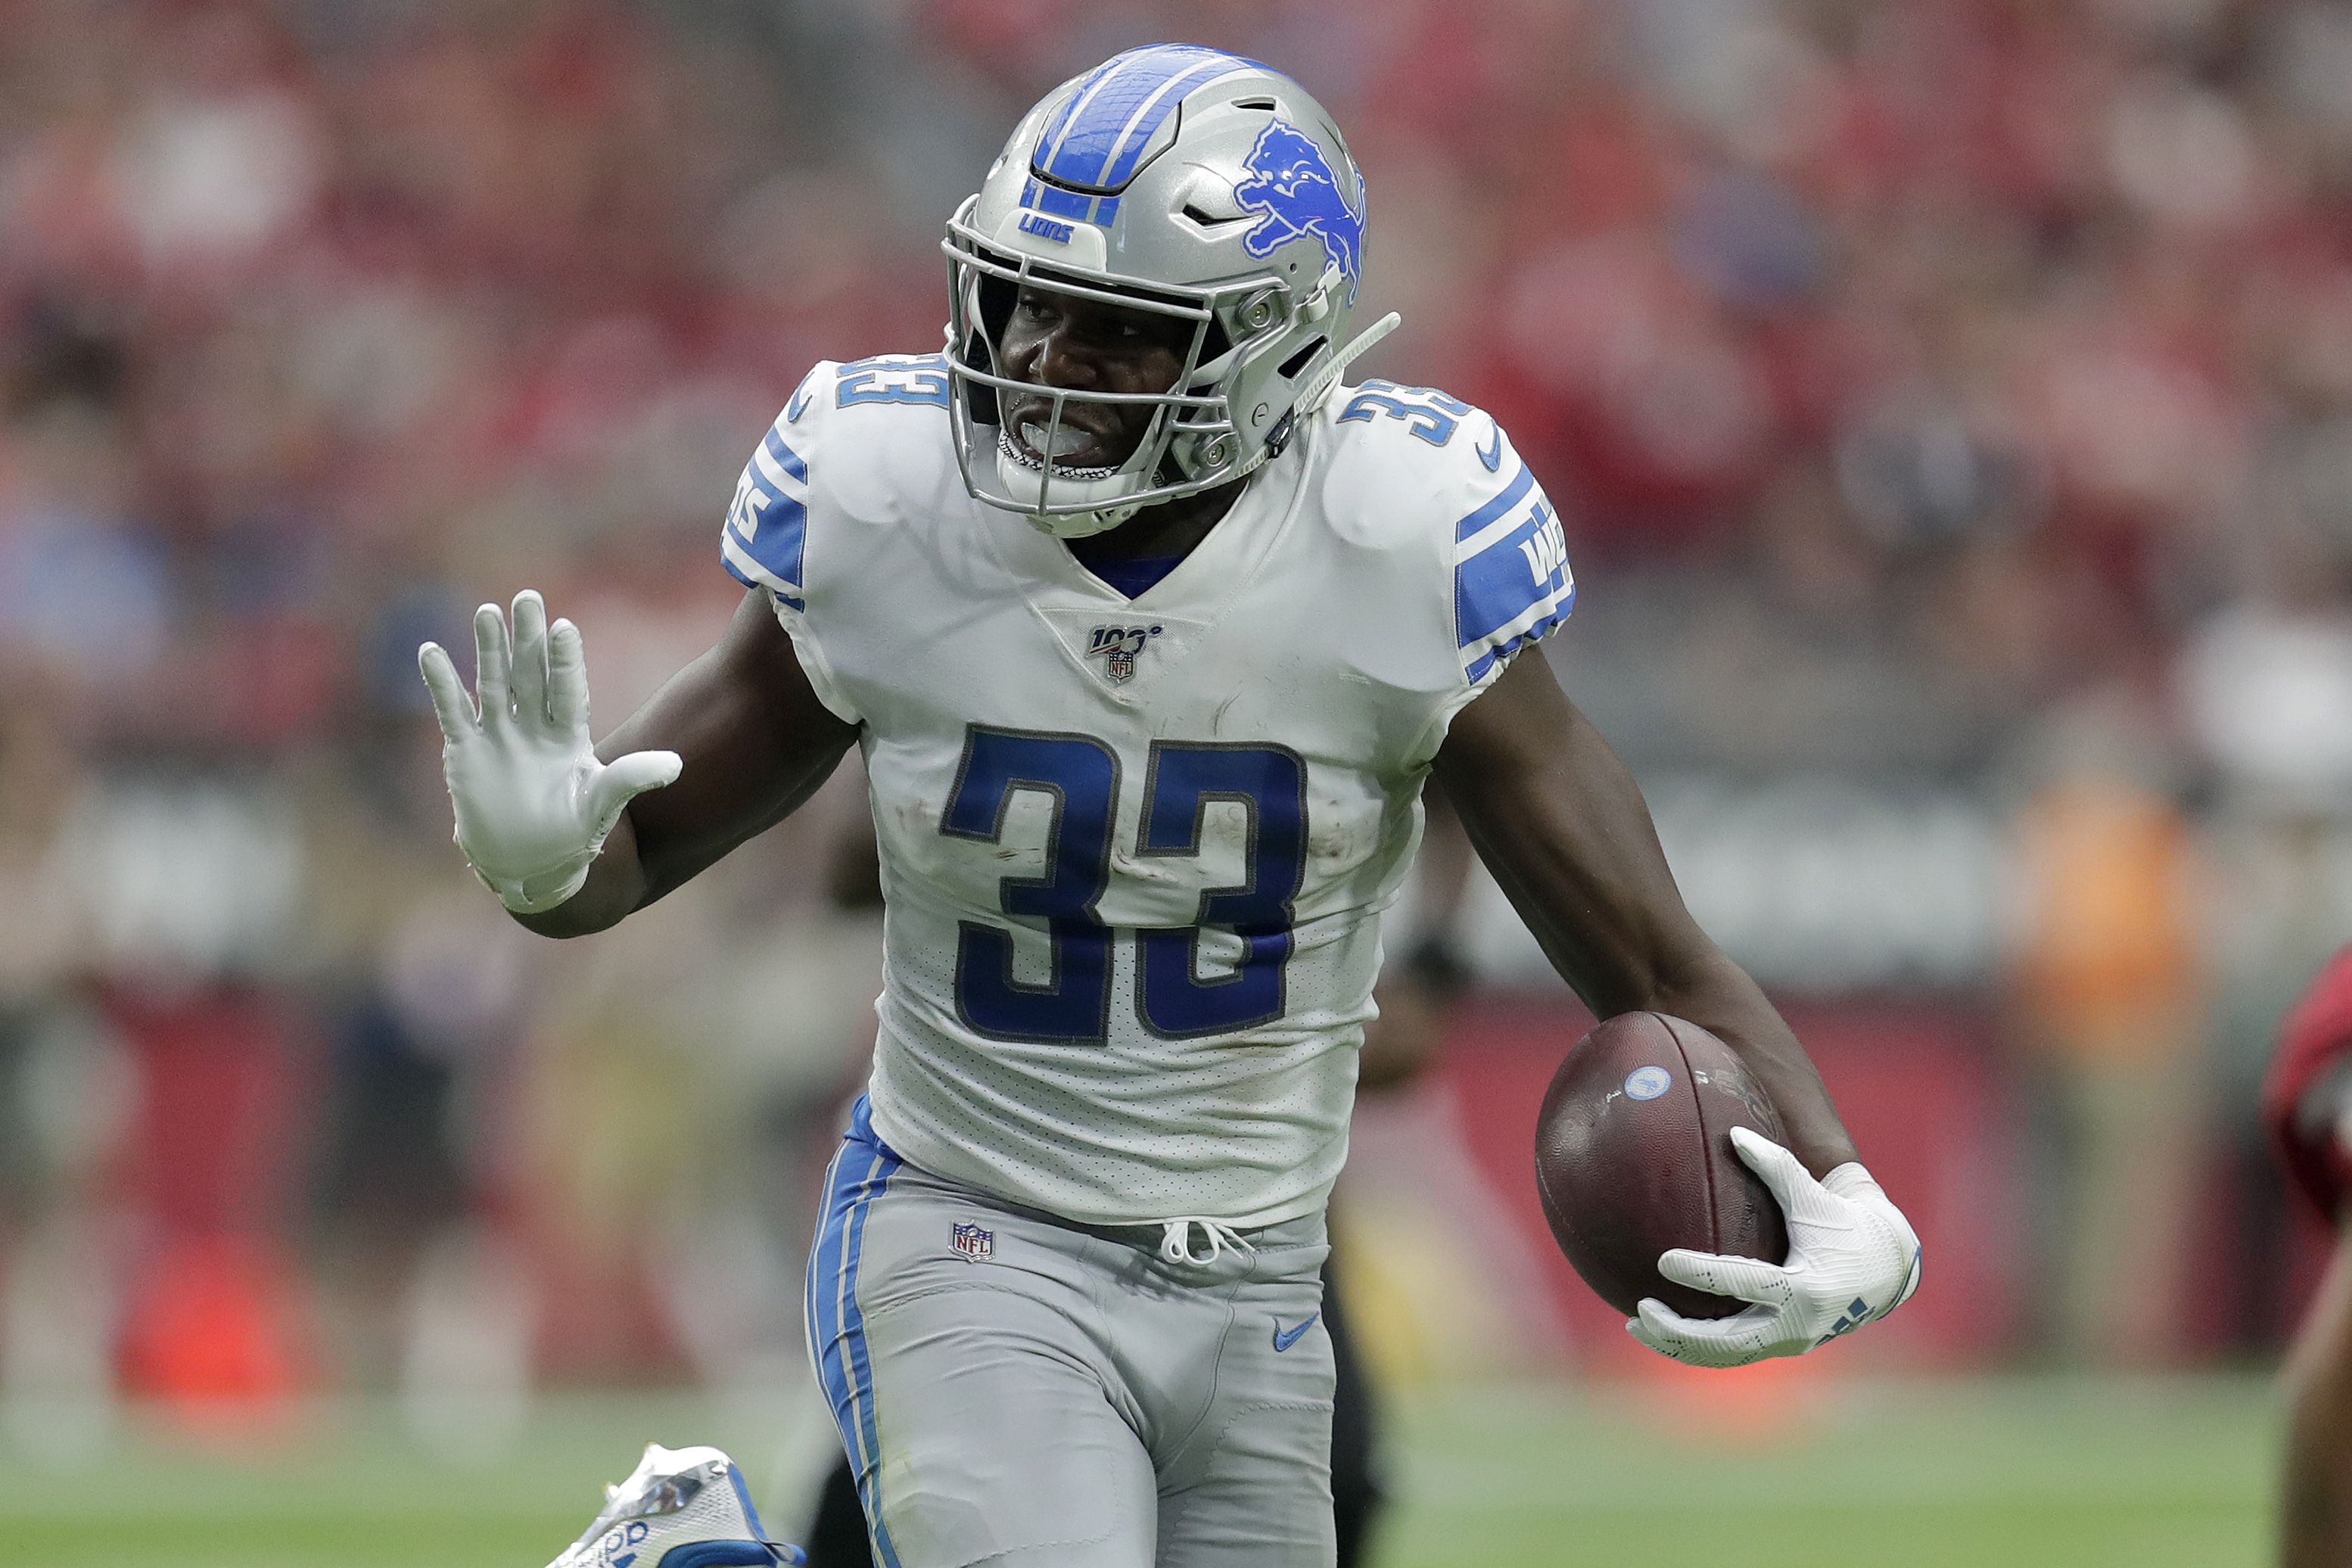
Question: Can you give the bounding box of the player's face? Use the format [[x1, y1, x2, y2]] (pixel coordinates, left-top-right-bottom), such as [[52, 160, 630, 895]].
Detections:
[[997, 283, 1196, 471]]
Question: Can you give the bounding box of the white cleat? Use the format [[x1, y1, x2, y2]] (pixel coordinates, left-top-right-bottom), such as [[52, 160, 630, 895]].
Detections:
[[547, 1443, 804, 1568]]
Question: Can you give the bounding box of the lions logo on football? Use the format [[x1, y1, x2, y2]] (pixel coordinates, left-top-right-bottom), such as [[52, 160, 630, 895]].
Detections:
[[1623, 1065, 1672, 1101], [1234, 120, 1366, 303]]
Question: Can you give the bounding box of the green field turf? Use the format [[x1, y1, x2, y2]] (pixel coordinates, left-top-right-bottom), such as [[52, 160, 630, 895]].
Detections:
[[0, 1375, 2276, 1567]]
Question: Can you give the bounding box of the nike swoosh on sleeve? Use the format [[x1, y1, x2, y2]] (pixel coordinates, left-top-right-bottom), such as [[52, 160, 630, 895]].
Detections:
[[1475, 423, 1503, 471]]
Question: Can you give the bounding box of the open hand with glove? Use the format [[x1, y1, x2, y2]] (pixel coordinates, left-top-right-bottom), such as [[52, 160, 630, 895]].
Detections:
[[418, 590, 682, 916]]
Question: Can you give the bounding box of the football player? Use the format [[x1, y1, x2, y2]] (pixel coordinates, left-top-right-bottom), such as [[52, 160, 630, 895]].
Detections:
[[796, 799, 1472, 1566], [2265, 946, 2352, 1567], [427, 45, 1922, 1568]]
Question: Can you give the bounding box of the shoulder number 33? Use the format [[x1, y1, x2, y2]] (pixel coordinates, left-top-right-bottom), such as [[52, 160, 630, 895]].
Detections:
[[940, 726, 1306, 1044]]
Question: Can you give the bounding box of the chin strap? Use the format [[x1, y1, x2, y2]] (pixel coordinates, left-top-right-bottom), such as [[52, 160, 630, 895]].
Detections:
[[1299, 310, 1402, 415], [1232, 310, 1404, 483]]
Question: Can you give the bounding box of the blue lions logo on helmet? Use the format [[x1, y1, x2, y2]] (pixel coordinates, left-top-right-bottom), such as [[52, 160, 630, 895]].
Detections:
[[1233, 120, 1364, 303]]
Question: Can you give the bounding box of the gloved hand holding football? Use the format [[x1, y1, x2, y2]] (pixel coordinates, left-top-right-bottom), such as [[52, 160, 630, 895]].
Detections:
[[1534, 1012, 1920, 1367]]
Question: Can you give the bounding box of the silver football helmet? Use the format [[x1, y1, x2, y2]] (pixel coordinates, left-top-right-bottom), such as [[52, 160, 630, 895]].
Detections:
[[943, 44, 1400, 537]]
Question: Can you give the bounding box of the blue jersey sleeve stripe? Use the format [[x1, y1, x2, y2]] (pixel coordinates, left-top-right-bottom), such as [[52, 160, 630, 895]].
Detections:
[[753, 445, 806, 498], [1458, 571, 1572, 658], [720, 529, 806, 611], [1456, 506, 1570, 649], [761, 425, 808, 484], [727, 482, 807, 581], [1454, 465, 1537, 542], [1456, 476, 1575, 683], [1464, 583, 1575, 684], [723, 379, 820, 612]]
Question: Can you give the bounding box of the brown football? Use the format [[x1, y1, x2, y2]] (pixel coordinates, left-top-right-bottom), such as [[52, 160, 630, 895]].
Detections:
[[1533, 1012, 1790, 1318]]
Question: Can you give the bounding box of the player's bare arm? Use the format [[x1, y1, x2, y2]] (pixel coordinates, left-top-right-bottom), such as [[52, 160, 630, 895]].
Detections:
[[527, 592, 855, 936], [1436, 654, 1920, 1366], [419, 587, 856, 938], [1432, 652, 1855, 1174]]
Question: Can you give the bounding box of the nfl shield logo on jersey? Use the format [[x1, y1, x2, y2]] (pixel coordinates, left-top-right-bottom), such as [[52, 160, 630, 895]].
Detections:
[[950, 1221, 994, 1261], [1086, 624, 1163, 684]]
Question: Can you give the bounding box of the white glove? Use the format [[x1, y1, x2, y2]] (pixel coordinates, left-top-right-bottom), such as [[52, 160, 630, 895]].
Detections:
[[1628, 1126, 1921, 1368], [418, 590, 680, 915]]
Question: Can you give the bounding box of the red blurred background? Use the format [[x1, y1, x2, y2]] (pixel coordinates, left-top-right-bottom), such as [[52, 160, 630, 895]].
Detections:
[[2, 0, 2348, 1438]]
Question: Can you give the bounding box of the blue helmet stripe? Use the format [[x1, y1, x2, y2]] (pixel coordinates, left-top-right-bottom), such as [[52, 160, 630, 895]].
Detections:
[[1034, 55, 1122, 166], [1036, 44, 1256, 191], [1029, 183, 1094, 221], [1022, 176, 1118, 226], [1035, 51, 1141, 181], [1094, 57, 1254, 188], [1053, 46, 1231, 187]]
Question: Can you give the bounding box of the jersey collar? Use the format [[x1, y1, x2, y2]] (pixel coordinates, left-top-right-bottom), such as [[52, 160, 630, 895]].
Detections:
[[977, 427, 1315, 696]]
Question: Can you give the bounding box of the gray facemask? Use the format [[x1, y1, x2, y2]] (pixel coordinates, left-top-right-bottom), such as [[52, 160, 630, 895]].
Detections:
[[942, 45, 1400, 538]]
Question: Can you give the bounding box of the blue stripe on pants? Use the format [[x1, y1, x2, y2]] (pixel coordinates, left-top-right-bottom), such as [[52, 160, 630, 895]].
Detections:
[[806, 1099, 904, 1568]]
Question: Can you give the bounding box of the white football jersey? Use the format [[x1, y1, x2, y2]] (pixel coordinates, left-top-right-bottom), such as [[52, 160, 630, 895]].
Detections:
[[721, 355, 1572, 1227]]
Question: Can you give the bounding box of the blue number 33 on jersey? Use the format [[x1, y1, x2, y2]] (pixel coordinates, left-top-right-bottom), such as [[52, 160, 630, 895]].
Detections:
[[941, 726, 1307, 1044]]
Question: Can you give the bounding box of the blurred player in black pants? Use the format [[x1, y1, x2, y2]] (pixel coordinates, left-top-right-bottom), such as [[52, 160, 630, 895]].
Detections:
[[2267, 945, 2352, 1567], [802, 795, 1475, 1567]]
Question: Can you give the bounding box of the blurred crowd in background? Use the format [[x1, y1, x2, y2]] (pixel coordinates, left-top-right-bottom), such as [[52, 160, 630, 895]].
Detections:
[[6, 0, 2352, 1450]]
